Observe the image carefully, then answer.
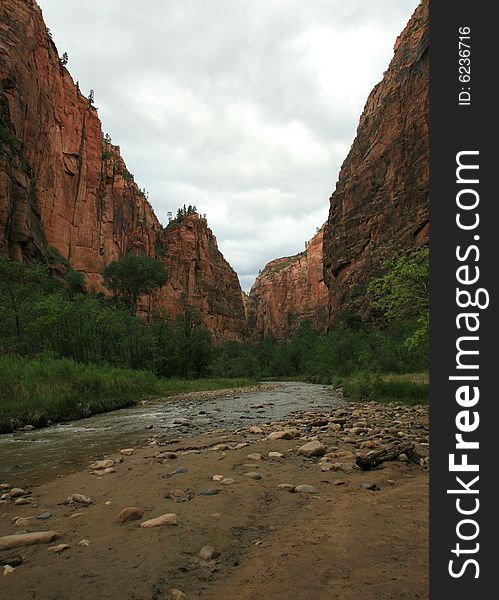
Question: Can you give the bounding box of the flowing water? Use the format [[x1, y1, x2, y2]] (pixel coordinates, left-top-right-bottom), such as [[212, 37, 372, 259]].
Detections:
[[0, 382, 343, 485]]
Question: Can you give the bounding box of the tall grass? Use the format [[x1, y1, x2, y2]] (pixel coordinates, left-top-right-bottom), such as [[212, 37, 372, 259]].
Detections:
[[341, 372, 428, 405], [0, 355, 256, 433]]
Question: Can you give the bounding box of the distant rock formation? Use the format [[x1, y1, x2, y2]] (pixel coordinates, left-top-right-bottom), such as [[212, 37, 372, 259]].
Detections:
[[248, 227, 329, 341]]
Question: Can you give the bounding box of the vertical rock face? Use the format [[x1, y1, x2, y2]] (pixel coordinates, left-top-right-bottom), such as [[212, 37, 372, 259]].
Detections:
[[0, 0, 246, 341], [154, 213, 247, 342], [248, 227, 330, 341], [323, 0, 429, 320]]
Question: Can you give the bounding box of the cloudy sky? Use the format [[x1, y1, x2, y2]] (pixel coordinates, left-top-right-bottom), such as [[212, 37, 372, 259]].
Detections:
[[38, 0, 419, 291]]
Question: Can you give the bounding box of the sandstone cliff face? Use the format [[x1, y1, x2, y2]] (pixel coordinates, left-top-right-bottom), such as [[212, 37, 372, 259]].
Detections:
[[323, 0, 429, 320], [152, 213, 247, 342], [0, 0, 246, 341], [248, 228, 329, 341]]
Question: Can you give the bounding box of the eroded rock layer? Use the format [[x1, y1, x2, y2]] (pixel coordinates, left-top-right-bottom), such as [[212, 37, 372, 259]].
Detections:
[[0, 0, 246, 341], [248, 228, 329, 341], [323, 0, 429, 320]]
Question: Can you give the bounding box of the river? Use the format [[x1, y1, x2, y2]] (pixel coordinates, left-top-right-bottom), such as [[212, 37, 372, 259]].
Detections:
[[0, 382, 343, 485]]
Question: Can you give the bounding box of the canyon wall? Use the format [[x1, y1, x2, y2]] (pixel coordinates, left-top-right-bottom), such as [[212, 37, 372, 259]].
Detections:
[[323, 0, 429, 320], [0, 0, 246, 341], [248, 228, 329, 341]]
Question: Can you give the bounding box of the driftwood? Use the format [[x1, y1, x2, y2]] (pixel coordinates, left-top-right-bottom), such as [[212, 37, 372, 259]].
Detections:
[[356, 442, 420, 471], [0, 531, 60, 551], [0, 553, 22, 567]]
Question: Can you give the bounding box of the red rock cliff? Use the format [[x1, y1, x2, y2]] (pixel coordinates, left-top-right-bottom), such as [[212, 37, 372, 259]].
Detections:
[[248, 227, 329, 341], [0, 0, 246, 341], [152, 213, 247, 342], [323, 0, 429, 320]]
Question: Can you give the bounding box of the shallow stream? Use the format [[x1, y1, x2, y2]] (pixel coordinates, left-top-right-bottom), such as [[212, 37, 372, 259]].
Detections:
[[0, 382, 343, 485]]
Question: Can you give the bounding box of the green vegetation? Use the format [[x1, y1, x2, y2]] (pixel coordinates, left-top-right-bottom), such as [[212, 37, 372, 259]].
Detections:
[[340, 373, 428, 405], [103, 253, 167, 314], [210, 246, 429, 404], [166, 204, 198, 227], [0, 243, 428, 429], [368, 246, 429, 354], [0, 355, 254, 433]]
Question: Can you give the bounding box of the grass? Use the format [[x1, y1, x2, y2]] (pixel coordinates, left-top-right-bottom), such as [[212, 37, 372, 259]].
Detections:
[[341, 372, 428, 405], [0, 355, 256, 433]]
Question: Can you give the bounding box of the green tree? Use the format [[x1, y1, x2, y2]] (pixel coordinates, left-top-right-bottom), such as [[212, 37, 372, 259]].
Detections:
[[103, 253, 167, 315], [0, 256, 48, 344], [172, 305, 212, 379], [368, 246, 429, 354]]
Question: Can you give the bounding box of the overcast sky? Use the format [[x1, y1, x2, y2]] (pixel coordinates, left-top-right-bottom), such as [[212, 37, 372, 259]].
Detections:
[[38, 0, 419, 291]]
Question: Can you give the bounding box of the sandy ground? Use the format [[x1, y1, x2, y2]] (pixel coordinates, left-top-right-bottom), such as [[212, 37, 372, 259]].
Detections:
[[0, 395, 429, 600]]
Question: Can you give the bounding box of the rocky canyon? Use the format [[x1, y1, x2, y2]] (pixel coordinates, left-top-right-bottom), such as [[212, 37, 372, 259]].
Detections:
[[323, 0, 429, 321], [0, 0, 429, 343], [0, 0, 246, 341], [249, 0, 428, 337], [248, 227, 329, 341]]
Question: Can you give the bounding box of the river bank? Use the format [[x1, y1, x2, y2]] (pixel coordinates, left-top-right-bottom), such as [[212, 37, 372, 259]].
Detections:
[[0, 355, 258, 433], [0, 384, 429, 599]]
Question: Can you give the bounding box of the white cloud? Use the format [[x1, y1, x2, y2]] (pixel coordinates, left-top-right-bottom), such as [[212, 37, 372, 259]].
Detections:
[[37, 0, 419, 290]]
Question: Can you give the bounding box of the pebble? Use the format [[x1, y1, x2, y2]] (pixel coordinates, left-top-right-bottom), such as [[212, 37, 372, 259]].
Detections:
[[360, 482, 380, 491], [65, 494, 92, 505], [244, 472, 263, 480], [48, 544, 70, 554], [13, 518, 31, 527], [3, 565, 15, 576], [267, 431, 294, 441], [166, 590, 189, 600], [89, 459, 114, 470], [14, 498, 31, 506], [249, 426, 264, 434], [333, 480, 346, 486], [199, 544, 220, 561], [212, 475, 225, 482], [211, 444, 229, 451], [117, 507, 143, 524], [170, 467, 188, 475], [120, 448, 134, 456], [8, 488, 26, 499], [37, 512, 53, 520], [277, 484, 295, 492], [398, 453, 409, 462], [233, 442, 249, 450], [298, 441, 326, 458], [359, 440, 378, 449], [220, 478, 235, 485], [200, 489, 221, 496], [247, 453, 263, 460], [268, 452, 284, 459], [294, 485, 320, 494], [78, 539, 90, 547], [0, 484, 11, 491], [157, 452, 178, 460], [141, 513, 180, 528]]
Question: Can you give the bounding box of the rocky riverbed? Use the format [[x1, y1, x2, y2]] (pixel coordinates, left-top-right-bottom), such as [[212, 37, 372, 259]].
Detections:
[[0, 385, 429, 600]]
